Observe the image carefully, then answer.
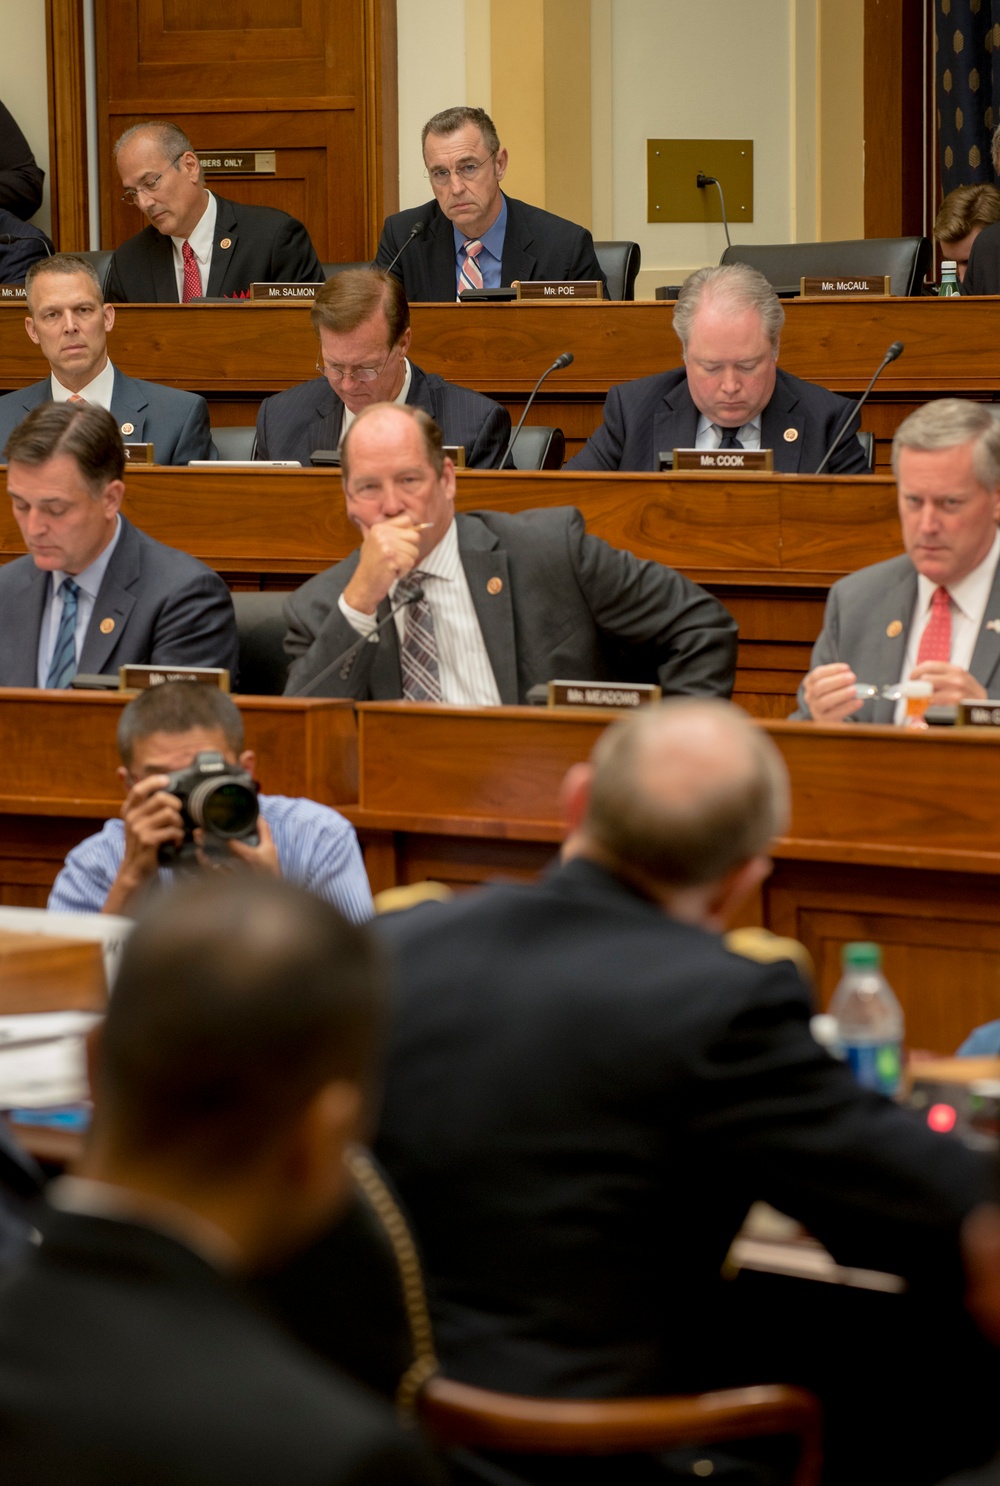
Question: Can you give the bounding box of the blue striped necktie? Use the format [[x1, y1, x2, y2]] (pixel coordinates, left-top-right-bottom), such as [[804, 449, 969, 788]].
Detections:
[[395, 571, 441, 702], [46, 577, 81, 689]]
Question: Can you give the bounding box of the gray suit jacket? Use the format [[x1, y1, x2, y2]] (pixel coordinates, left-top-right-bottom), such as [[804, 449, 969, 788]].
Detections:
[[0, 515, 239, 685], [0, 366, 215, 466], [283, 507, 737, 701], [255, 361, 510, 469], [792, 552, 1000, 720]]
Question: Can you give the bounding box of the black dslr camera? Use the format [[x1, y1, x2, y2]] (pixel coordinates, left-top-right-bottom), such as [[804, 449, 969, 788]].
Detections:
[[157, 750, 260, 867]]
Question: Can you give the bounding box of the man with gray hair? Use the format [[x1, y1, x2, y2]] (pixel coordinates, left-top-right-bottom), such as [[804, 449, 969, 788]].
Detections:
[[373, 699, 992, 1435], [566, 262, 869, 473], [107, 121, 322, 302], [796, 397, 1000, 721]]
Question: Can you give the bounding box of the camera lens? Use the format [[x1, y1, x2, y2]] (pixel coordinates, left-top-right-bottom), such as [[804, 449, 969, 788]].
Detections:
[[187, 779, 259, 837]]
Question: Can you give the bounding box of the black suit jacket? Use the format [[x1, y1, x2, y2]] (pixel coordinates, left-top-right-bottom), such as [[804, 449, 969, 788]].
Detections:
[[0, 208, 52, 284], [0, 1207, 439, 1485], [565, 365, 869, 475], [282, 507, 737, 701], [375, 194, 607, 301], [374, 856, 991, 1398], [0, 515, 239, 684], [255, 361, 510, 469], [961, 221, 1000, 295], [106, 194, 323, 303]]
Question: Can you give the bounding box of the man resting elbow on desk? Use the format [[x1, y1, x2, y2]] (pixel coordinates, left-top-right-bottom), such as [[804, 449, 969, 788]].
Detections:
[[282, 402, 738, 703], [795, 399, 1000, 723]]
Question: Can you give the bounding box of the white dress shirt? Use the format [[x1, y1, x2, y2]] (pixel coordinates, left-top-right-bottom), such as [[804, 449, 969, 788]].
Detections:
[[36, 516, 123, 686], [695, 413, 763, 450], [894, 528, 1000, 721], [340, 361, 413, 444], [170, 191, 217, 300], [338, 518, 502, 705], [50, 358, 116, 412]]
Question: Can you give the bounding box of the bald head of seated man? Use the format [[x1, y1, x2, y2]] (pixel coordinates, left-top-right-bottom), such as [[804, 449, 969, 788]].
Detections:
[[0, 874, 440, 1485], [0, 253, 215, 464], [795, 398, 1000, 723], [106, 120, 322, 303], [565, 262, 871, 475], [255, 268, 510, 468]]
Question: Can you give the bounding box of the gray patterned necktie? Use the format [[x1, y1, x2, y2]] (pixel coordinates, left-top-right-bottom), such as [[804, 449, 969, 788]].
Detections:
[[46, 577, 81, 689], [395, 571, 442, 702]]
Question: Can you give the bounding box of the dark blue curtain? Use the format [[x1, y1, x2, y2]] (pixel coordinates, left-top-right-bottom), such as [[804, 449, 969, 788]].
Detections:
[[936, 0, 1000, 192]]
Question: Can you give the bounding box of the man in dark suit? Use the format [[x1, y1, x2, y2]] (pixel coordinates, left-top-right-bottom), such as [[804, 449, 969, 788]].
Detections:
[[282, 403, 736, 701], [0, 254, 214, 464], [0, 206, 52, 284], [375, 105, 607, 301], [106, 121, 322, 302], [372, 701, 994, 1456], [256, 268, 509, 467], [795, 399, 1000, 722], [0, 99, 44, 220], [0, 873, 440, 1485], [566, 263, 869, 474], [0, 401, 238, 686]]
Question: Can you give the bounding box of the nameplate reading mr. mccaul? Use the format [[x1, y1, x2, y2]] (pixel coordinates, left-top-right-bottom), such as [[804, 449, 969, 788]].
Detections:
[[250, 283, 323, 300], [515, 280, 604, 299], [548, 681, 662, 710], [800, 275, 891, 297], [119, 665, 231, 693], [672, 448, 774, 472]]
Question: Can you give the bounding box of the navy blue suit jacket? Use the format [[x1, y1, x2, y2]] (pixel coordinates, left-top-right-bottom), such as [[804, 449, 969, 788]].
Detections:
[[255, 360, 510, 468], [375, 194, 607, 301], [0, 207, 52, 284], [0, 366, 214, 466], [0, 515, 239, 685], [565, 365, 869, 475]]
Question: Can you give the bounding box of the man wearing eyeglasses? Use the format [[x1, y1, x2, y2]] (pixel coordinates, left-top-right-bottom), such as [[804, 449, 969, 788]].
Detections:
[[255, 269, 510, 468], [106, 121, 323, 303], [375, 106, 608, 302]]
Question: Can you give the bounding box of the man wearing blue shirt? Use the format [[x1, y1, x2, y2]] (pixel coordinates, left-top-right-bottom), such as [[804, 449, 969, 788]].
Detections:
[[375, 106, 607, 301], [48, 681, 373, 923]]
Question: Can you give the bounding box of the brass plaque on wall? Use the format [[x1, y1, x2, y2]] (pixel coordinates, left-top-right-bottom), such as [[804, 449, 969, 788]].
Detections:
[[196, 151, 276, 175], [646, 139, 753, 223]]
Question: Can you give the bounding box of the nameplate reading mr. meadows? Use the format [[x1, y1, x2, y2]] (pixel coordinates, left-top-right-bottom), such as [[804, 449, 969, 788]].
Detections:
[[800, 275, 891, 297], [196, 151, 276, 175], [250, 283, 323, 300], [958, 700, 1000, 727], [119, 665, 231, 693], [672, 447, 774, 472], [0, 284, 26, 301], [548, 681, 662, 710], [515, 280, 604, 299], [122, 443, 154, 464]]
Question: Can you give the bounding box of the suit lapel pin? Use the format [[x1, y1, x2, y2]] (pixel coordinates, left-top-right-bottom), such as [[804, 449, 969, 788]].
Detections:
[[99, 617, 115, 635], [120, 422, 134, 436], [987, 619, 1000, 634], [887, 619, 903, 638], [487, 577, 503, 595], [783, 428, 799, 442], [219, 237, 232, 250]]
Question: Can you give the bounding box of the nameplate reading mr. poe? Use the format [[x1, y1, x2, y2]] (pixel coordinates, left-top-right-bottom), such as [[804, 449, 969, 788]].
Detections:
[[669, 448, 774, 472], [516, 280, 604, 299], [800, 275, 891, 297], [119, 665, 231, 693], [548, 681, 662, 710], [250, 283, 323, 300]]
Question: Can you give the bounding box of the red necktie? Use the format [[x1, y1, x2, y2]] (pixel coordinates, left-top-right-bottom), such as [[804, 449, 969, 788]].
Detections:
[[181, 241, 201, 302], [458, 240, 484, 298], [916, 585, 952, 664]]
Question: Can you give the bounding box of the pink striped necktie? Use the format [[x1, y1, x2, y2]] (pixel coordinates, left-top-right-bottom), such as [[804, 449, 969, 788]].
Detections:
[[916, 585, 952, 664], [458, 239, 484, 298], [181, 240, 201, 302]]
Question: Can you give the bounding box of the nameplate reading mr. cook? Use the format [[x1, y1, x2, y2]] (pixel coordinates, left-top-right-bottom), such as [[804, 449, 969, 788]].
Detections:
[[548, 681, 661, 710], [671, 448, 774, 472], [119, 665, 231, 693], [250, 283, 323, 300], [515, 280, 604, 299], [196, 151, 276, 175], [800, 275, 891, 297]]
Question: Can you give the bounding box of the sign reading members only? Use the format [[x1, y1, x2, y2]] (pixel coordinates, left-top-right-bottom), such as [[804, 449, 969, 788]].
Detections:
[[195, 151, 276, 175]]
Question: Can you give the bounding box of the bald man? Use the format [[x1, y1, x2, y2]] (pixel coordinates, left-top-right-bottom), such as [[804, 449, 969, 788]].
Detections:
[[374, 701, 992, 1424]]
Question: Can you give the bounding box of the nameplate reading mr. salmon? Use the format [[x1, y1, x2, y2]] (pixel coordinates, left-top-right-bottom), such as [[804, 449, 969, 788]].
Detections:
[[800, 275, 891, 297], [515, 280, 604, 299], [548, 681, 661, 710], [670, 448, 774, 472], [122, 443, 155, 464], [120, 665, 231, 692], [250, 283, 323, 300]]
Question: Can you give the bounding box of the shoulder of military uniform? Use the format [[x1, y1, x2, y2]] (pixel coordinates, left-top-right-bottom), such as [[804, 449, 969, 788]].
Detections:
[[724, 926, 815, 986]]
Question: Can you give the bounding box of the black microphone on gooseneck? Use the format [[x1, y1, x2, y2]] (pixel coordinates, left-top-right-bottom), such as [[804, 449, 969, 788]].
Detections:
[[500, 353, 574, 468], [378, 221, 425, 278], [815, 340, 904, 476], [291, 586, 425, 697]]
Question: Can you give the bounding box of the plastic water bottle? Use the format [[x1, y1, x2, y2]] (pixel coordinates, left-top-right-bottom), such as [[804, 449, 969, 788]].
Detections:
[[938, 260, 961, 297], [829, 942, 904, 1096]]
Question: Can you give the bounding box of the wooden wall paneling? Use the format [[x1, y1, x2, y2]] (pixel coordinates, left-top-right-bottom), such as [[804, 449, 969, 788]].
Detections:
[[45, 0, 90, 251], [863, 0, 928, 239], [367, 0, 399, 243]]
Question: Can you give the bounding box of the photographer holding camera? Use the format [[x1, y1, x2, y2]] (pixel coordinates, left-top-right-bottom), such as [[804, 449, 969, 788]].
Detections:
[[47, 681, 373, 922]]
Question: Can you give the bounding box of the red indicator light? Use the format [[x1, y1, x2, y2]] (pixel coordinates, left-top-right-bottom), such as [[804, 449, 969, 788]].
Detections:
[[928, 1103, 957, 1133]]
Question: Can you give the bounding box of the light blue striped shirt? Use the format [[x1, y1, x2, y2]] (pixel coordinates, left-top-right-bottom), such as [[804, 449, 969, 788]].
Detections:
[[47, 794, 374, 923]]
